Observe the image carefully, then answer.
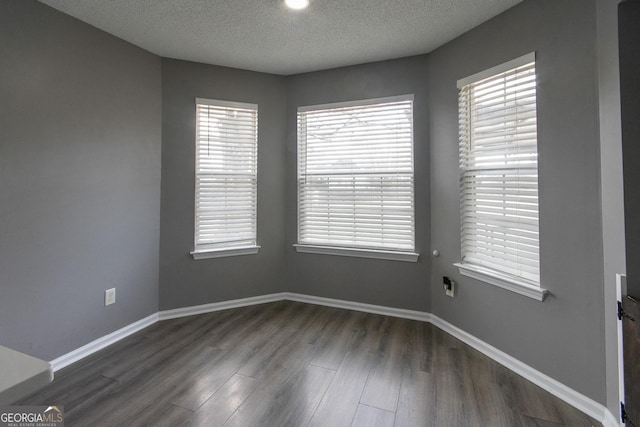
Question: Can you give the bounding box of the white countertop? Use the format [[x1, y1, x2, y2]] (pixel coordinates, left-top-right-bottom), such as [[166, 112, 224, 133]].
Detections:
[[0, 345, 53, 405]]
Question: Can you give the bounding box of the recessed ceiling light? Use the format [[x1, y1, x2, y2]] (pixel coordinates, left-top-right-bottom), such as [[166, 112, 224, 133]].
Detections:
[[285, 0, 309, 10]]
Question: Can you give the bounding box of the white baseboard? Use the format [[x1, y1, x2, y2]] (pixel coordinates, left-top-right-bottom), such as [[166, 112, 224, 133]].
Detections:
[[286, 294, 617, 426], [430, 314, 609, 424], [602, 407, 622, 427], [50, 312, 158, 372], [282, 292, 431, 322], [158, 293, 287, 320], [49, 292, 618, 426]]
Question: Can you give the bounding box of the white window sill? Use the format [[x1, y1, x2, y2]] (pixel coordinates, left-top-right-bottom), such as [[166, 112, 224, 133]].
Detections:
[[191, 245, 260, 260], [294, 244, 419, 262], [454, 262, 548, 301]]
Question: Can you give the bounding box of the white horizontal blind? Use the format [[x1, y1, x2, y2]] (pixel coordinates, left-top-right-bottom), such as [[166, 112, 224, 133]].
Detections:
[[194, 99, 257, 251], [459, 58, 540, 285], [297, 95, 415, 252]]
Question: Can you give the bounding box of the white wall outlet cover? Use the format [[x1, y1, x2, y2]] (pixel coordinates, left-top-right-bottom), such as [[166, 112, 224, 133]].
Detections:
[[105, 288, 116, 306], [446, 282, 455, 297]]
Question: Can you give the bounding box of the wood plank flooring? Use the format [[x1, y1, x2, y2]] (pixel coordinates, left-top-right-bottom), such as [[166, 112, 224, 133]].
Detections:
[[18, 301, 601, 426]]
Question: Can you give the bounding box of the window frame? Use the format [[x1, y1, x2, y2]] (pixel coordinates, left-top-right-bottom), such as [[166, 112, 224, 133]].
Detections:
[[190, 98, 260, 260], [295, 95, 419, 262], [454, 53, 547, 300]]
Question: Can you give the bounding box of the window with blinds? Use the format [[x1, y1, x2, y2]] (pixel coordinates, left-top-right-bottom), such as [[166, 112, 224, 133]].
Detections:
[[193, 98, 258, 257], [296, 95, 415, 257], [457, 54, 540, 287]]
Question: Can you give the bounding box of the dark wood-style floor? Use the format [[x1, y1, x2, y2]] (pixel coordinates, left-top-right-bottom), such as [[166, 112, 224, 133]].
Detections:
[[20, 301, 601, 426]]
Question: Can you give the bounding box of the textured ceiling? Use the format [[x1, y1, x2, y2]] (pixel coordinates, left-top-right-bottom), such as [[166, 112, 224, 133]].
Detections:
[[38, 0, 522, 75]]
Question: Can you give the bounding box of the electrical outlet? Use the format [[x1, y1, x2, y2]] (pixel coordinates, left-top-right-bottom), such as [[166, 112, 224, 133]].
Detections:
[[443, 276, 455, 298], [105, 288, 116, 306], [446, 281, 455, 297]]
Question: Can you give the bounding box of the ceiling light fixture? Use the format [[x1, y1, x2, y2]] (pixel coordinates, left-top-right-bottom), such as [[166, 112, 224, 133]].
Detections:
[[285, 0, 309, 10]]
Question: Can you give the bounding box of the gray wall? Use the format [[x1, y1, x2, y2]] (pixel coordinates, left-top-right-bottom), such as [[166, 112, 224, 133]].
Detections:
[[0, 1, 161, 361], [0, 0, 621, 411], [428, 0, 606, 403], [159, 59, 287, 310], [285, 57, 431, 312], [596, 0, 627, 415]]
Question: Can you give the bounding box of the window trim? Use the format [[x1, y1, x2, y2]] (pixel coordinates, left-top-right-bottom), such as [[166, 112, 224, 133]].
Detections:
[[295, 94, 418, 260], [457, 52, 536, 89], [297, 94, 414, 113], [454, 262, 547, 301], [192, 97, 259, 260], [456, 53, 547, 299], [191, 245, 260, 260], [294, 244, 419, 262]]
